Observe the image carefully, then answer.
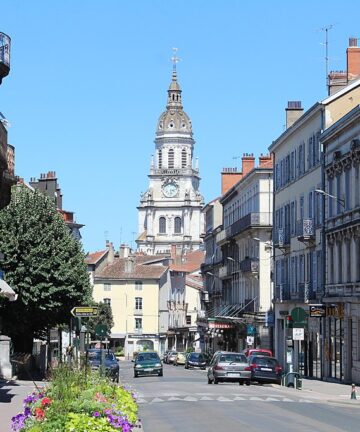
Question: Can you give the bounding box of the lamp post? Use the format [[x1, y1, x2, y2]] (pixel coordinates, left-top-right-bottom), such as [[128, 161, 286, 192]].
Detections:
[[315, 188, 345, 208]]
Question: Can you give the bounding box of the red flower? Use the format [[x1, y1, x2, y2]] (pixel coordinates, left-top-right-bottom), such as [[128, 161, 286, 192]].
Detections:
[[41, 397, 52, 406], [35, 408, 45, 420]]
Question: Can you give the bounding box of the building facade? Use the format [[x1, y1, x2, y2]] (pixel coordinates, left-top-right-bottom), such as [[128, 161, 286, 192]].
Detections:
[[136, 60, 204, 254], [270, 75, 360, 377], [322, 105, 360, 383]]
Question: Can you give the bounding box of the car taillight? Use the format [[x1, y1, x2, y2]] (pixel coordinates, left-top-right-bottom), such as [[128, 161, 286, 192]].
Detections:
[[244, 366, 252, 371], [275, 365, 282, 373], [214, 365, 224, 370]]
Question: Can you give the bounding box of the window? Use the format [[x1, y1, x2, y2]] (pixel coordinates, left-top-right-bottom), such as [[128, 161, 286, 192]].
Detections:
[[135, 281, 142, 291], [158, 149, 162, 169], [181, 149, 187, 168], [135, 318, 142, 329], [328, 178, 334, 217], [104, 298, 111, 306], [174, 216, 182, 234], [135, 297, 143, 310], [338, 242, 343, 283], [168, 149, 174, 168], [104, 283, 111, 291], [345, 168, 351, 211], [336, 175, 342, 214], [186, 315, 191, 325], [159, 217, 166, 233]]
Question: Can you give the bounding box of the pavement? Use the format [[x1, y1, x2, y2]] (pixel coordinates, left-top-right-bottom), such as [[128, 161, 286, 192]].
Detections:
[[296, 377, 360, 405]]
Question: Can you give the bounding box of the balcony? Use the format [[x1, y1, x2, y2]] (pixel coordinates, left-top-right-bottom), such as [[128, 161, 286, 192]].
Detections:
[[274, 284, 290, 302], [218, 265, 230, 279], [294, 282, 316, 302], [239, 257, 259, 275], [274, 228, 290, 251], [227, 212, 272, 239], [134, 308, 143, 316], [297, 219, 315, 244], [134, 328, 143, 335], [0, 32, 11, 84]]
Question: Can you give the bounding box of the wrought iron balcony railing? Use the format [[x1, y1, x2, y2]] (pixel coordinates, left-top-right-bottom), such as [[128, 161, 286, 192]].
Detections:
[[274, 283, 290, 302], [226, 212, 272, 239], [296, 218, 315, 242], [239, 257, 259, 274]]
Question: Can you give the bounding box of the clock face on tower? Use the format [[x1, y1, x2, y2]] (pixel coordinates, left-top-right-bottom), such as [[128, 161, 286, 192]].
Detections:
[[163, 182, 178, 197]]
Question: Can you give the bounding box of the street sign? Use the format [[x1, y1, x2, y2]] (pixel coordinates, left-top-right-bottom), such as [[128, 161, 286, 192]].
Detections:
[[95, 324, 108, 337], [71, 306, 98, 317], [247, 324, 256, 335], [291, 307, 307, 328], [246, 336, 254, 345], [293, 328, 304, 341]]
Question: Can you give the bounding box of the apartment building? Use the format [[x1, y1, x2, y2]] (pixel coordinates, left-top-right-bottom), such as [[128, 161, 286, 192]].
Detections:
[[321, 105, 360, 383]]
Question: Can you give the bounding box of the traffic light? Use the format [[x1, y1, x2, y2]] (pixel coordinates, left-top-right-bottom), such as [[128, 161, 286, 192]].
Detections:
[[285, 315, 293, 328]]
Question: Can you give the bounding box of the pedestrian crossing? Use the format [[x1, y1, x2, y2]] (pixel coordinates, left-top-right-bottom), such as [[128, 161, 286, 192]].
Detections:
[[135, 393, 314, 404]]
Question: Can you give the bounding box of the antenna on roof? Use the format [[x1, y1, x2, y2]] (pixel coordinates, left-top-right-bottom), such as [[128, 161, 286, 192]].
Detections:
[[319, 24, 335, 93]]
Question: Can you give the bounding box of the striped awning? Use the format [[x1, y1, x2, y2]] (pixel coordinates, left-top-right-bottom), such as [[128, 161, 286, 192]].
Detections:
[[0, 279, 17, 301]]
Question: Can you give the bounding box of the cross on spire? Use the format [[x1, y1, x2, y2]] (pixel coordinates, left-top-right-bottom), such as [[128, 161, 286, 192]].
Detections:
[[171, 47, 180, 73]]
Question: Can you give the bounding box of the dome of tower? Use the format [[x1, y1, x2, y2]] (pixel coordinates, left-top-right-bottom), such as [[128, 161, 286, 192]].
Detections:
[[157, 109, 192, 134]]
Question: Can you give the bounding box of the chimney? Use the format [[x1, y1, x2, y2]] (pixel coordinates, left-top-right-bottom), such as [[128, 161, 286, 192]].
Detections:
[[108, 242, 115, 264], [242, 153, 255, 177], [124, 257, 135, 274], [119, 244, 130, 258], [221, 167, 242, 195], [259, 153, 273, 168], [285, 101, 303, 129], [347, 37, 360, 82]]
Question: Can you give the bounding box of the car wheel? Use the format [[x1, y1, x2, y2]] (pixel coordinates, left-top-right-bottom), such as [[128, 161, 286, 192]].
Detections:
[[214, 378, 219, 384], [185, 364, 189, 369], [245, 380, 251, 386], [158, 371, 163, 377], [207, 377, 213, 384], [239, 380, 244, 385], [134, 372, 138, 378]]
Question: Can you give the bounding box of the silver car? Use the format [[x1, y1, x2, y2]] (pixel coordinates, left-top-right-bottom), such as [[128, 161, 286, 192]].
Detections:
[[207, 351, 251, 385]]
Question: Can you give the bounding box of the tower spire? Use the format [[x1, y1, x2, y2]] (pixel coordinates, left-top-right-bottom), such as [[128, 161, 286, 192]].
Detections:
[[167, 48, 182, 109]]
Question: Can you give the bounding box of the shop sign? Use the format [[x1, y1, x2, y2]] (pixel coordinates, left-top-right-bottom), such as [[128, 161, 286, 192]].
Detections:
[[246, 336, 254, 345], [309, 304, 326, 318], [209, 322, 235, 329], [326, 303, 344, 319]]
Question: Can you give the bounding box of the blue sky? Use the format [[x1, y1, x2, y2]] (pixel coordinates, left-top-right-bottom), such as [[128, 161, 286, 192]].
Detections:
[[1, 1, 359, 253]]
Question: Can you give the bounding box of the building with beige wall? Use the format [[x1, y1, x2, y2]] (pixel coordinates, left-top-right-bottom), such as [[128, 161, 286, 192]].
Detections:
[[269, 50, 360, 378], [87, 244, 171, 358], [321, 104, 360, 383]]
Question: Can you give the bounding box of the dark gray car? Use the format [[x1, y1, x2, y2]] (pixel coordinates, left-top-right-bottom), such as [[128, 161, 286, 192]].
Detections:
[[207, 351, 251, 385]]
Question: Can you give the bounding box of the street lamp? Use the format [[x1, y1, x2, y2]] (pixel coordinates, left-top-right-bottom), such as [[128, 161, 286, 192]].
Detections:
[[315, 188, 345, 208]]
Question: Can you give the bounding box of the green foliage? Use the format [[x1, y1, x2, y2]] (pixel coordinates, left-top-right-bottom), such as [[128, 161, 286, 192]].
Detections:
[[0, 186, 91, 350], [65, 413, 114, 432], [87, 302, 114, 337], [186, 347, 195, 353]]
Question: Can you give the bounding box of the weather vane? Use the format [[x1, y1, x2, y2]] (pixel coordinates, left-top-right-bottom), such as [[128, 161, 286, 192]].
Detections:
[[171, 47, 181, 72]]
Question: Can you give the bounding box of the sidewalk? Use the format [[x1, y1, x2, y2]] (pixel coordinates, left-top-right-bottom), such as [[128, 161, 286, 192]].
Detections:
[[0, 379, 48, 431], [285, 378, 360, 405]]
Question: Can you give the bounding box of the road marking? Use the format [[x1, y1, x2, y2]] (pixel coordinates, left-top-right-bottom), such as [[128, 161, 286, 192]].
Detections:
[[265, 397, 280, 401], [150, 398, 165, 403], [137, 398, 148, 404], [168, 397, 184, 401], [183, 396, 198, 401], [200, 396, 214, 401], [217, 396, 232, 402], [250, 397, 264, 401], [282, 398, 295, 402]]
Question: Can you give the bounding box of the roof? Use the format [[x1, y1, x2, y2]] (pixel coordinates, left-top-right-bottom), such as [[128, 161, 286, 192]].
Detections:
[[170, 250, 205, 273], [85, 250, 107, 265], [96, 255, 168, 280], [186, 274, 203, 290], [0, 279, 17, 301]]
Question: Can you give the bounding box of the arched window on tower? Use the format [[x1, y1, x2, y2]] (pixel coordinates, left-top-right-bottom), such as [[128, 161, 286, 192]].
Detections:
[[159, 217, 166, 234], [158, 149, 162, 169], [174, 217, 182, 234], [168, 149, 174, 168], [181, 149, 187, 168]]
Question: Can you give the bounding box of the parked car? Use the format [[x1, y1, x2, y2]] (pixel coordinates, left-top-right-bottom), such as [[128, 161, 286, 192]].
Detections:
[[134, 351, 163, 378], [247, 355, 282, 384], [207, 351, 251, 385], [243, 348, 273, 358], [166, 351, 178, 364], [185, 352, 207, 370], [173, 352, 187, 366], [86, 349, 119, 382], [161, 350, 171, 362]]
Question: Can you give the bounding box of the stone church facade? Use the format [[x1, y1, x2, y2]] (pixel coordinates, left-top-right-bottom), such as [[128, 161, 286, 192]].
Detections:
[[136, 61, 204, 254]]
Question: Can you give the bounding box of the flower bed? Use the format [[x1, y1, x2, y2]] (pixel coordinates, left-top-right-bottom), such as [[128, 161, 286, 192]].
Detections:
[[11, 365, 139, 431]]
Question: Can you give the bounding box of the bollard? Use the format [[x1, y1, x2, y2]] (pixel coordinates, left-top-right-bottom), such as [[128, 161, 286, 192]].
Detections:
[[351, 383, 357, 400]]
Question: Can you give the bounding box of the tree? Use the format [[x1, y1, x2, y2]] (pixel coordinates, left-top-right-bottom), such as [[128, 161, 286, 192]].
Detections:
[[86, 302, 114, 338], [0, 186, 92, 353]]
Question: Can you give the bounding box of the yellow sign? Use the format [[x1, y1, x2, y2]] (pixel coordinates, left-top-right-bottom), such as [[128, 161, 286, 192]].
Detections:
[[71, 306, 98, 317]]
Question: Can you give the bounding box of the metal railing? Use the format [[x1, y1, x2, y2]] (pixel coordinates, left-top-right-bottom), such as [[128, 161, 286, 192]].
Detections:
[[275, 283, 290, 302], [239, 257, 259, 273], [227, 212, 272, 239], [274, 228, 290, 247], [296, 218, 315, 240]]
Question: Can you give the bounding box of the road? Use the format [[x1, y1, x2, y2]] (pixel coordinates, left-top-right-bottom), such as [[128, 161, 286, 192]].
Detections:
[[119, 361, 359, 432]]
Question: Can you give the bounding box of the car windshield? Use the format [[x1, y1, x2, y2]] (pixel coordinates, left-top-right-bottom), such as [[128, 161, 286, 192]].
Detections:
[[88, 351, 115, 361], [137, 353, 159, 361], [254, 357, 278, 366], [219, 354, 246, 363], [189, 353, 201, 360]]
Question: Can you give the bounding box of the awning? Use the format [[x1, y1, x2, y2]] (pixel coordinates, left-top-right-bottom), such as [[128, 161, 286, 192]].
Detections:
[[0, 279, 17, 301]]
